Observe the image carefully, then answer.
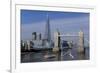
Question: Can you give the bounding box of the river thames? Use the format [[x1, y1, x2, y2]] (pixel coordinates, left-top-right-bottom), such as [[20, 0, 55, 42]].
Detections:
[[21, 47, 89, 63]]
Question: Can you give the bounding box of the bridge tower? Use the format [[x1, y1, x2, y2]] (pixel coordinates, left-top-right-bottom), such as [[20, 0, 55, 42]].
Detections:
[[53, 31, 60, 52], [78, 31, 84, 53]]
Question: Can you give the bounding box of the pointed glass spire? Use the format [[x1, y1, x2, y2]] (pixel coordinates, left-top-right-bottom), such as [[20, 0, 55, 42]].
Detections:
[[44, 14, 51, 42]]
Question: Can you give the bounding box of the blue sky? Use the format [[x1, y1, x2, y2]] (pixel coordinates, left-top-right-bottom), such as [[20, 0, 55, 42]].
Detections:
[[21, 9, 89, 41]]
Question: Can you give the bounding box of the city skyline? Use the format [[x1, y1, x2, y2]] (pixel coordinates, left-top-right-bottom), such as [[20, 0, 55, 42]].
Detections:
[[21, 10, 89, 41], [21, 9, 90, 63]]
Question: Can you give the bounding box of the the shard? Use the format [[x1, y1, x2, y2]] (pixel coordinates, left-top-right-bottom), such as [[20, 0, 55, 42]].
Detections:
[[44, 14, 51, 42]]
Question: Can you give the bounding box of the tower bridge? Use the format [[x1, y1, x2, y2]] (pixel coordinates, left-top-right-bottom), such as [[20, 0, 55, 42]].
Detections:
[[53, 30, 85, 53]]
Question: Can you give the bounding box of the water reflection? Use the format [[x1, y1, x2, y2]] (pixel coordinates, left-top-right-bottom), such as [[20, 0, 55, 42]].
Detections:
[[21, 48, 89, 63]]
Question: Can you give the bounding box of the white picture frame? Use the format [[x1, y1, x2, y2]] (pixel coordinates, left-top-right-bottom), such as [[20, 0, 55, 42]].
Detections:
[[11, 0, 96, 73]]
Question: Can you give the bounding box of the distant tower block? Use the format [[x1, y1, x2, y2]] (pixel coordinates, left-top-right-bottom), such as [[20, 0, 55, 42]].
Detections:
[[27, 40, 30, 50], [24, 41, 27, 50], [53, 31, 60, 52], [37, 33, 42, 40], [78, 31, 84, 53], [39, 33, 42, 40], [32, 32, 37, 40]]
